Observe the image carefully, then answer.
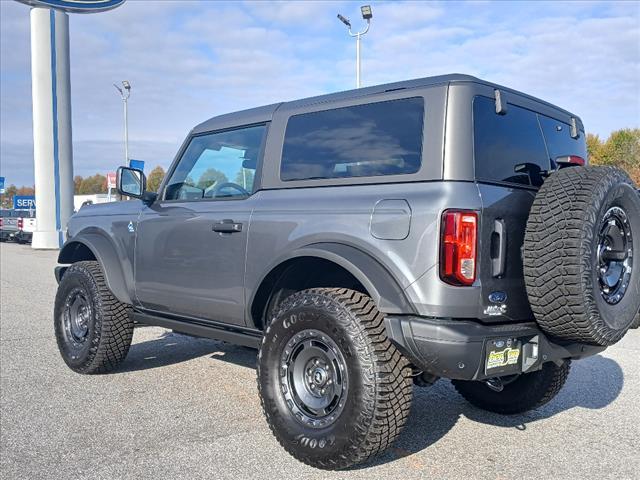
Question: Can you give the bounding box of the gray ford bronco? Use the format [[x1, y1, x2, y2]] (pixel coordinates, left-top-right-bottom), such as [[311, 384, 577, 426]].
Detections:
[[54, 74, 640, 470]]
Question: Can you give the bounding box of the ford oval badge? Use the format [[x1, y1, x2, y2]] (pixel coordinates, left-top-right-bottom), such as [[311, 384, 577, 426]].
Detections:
[[489, 291, 507, 303]]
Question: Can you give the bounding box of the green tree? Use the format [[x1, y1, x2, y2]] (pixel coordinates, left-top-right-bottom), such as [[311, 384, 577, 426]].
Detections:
[[589, 128, 639, 185], [147, 166, 166, 192], [78, 174, 107, 194], [16, 186, 35, 196], [196, 168, 228, 190], [0, 184, 17, 208], [73, 175, 83, 194], [586, 133, 602, 162]]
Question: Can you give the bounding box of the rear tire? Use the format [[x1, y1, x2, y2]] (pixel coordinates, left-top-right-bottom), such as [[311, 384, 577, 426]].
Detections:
[[452, 361, 571, 414], [257, 288, 413, 470], [524, 166, 640, 346], [54, 261, 134, 374]]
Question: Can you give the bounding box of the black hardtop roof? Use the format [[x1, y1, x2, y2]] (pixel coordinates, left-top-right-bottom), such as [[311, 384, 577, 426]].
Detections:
[[192, 73, 580, 134]]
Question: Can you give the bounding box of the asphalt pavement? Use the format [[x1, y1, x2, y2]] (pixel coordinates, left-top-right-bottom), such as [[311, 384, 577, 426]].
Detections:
[[1, 241, 638, 479]]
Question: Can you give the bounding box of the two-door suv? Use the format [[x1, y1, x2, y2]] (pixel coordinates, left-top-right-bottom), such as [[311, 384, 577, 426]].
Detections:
[[54, 74, 640, 469]]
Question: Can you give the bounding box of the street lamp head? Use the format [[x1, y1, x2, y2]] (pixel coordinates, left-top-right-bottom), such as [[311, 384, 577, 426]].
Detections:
[[122, 80, 131, 90], [337, 13, 351, 28], [360, 5, 372, 20]]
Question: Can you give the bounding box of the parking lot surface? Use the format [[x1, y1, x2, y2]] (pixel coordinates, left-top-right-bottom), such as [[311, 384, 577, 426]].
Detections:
[[1, 241, 638, 479]]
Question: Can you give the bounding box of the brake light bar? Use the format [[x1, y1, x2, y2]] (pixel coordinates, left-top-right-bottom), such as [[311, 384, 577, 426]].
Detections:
[[440, 210, 478, 286], [556, 155, 585, 167]]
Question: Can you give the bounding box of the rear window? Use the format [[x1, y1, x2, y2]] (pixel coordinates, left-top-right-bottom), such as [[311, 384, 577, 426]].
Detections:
[[280, 97, 424, 181], [538, 115, 587, 167], [473, 96, 549, 187]]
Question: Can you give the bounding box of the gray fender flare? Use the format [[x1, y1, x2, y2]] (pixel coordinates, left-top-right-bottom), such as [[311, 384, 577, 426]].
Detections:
[[263, 242, 415, 315], [58, 233, 133, 305]]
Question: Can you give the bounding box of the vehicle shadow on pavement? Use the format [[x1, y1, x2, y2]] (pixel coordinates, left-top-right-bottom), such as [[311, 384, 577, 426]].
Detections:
[[117, 331, 257, 373], [356, 354, 624, 469], [116, 334, 623, 470]]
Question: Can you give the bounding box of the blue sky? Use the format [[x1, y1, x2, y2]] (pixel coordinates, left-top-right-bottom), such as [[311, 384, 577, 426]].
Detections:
[[1, 0, 639, 187]]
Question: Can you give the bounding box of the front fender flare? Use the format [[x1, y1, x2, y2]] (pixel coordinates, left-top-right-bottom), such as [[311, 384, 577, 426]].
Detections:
[[58, 233, 133, 305]]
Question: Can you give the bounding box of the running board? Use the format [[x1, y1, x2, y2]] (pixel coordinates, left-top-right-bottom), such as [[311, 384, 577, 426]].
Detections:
[[131, 309, 263, 349]]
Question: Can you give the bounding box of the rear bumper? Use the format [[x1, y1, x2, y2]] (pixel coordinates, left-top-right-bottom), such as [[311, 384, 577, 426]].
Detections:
[[16, 231, 33, 243], [0, 230, 18, 241], [384, 316, 605, 381]]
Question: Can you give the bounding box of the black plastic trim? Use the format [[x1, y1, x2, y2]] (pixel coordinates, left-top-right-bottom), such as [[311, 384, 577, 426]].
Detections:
[[133, 308, 262, 348], [384, 315, 605, 381]]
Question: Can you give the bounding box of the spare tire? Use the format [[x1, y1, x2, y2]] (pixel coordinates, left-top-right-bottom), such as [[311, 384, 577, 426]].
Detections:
[[524, 166, 640, 346]]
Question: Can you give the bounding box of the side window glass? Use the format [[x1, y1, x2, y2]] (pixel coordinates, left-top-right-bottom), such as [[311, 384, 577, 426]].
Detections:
[[539, 115, 588, 168], [280, 97, 424, 181], [473, 96, 549, 187], [164, 125, 266, 201]]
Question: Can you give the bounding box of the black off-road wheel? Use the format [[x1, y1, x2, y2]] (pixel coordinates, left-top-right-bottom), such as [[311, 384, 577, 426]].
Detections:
[[257, 288, 413, 470], [452, 361, 571, 414], [524, 166, 640, 346], [54, 261, 134, 374]]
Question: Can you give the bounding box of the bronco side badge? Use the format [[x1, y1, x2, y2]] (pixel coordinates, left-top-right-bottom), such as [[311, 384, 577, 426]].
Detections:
[[128, 221, 135, 233]]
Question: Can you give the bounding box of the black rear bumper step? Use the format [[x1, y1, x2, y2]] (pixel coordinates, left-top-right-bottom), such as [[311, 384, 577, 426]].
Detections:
[[384, 316, 605, 381]]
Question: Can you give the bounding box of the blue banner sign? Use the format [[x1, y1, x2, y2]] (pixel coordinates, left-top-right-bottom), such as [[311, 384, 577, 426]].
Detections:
[[0, 176, 4, 194], [129, 159, 145, 171], [14, 195, 36, 210]]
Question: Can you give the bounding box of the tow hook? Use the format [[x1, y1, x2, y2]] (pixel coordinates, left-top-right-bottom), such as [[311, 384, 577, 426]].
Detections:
[[485, 378, 504, 392]]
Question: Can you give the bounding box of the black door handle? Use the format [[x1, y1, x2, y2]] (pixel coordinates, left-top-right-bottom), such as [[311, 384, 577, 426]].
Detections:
[[491, 219, 507, 277], [212, 219, 243, 233]]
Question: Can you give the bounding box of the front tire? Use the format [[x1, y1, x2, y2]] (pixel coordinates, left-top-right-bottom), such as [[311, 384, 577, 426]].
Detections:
[[452, 361, 571, 414], [257, 288, 413, 470], [54, 261, 134, 374]]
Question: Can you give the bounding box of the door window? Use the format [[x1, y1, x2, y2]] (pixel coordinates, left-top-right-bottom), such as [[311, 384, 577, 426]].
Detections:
[[164, 124, 266, 201]]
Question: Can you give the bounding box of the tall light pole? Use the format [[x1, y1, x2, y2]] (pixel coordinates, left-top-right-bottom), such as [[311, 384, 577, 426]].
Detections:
[[337, 5, 373, 88], [113, 80, 131, 164]]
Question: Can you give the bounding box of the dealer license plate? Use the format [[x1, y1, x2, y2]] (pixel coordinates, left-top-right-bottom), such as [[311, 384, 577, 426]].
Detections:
[[484, 338, 522, 376]]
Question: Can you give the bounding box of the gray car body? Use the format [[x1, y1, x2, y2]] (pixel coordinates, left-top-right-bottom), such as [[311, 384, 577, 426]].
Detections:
[[58, 74, 585, 340]]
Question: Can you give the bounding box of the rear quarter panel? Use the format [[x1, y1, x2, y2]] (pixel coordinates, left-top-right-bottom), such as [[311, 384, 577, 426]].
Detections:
[[245, 181, 484, 323]]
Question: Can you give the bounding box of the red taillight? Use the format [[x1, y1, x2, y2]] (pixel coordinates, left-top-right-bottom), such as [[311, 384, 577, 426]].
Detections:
[[556, 155, 585, 167], [17, 218, 23, 229], [0, 218, 3, 227], [440, 210, 478, 286]]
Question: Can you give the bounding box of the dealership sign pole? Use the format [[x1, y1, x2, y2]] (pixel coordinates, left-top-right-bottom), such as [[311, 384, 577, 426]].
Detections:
[[14, 0, 125, 249]]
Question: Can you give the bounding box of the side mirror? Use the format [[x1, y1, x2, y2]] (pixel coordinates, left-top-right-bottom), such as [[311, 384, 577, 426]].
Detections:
[[117, 166, 146, 198]]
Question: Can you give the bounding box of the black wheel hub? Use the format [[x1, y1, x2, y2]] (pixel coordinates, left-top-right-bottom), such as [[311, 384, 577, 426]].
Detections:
[[63, 288, 92, 346], [280, 329, 348, 428], [597, 206, 633, 305]]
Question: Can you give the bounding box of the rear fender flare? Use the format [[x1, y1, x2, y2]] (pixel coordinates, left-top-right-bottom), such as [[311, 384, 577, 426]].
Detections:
[[253, 242, 415, 316]]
